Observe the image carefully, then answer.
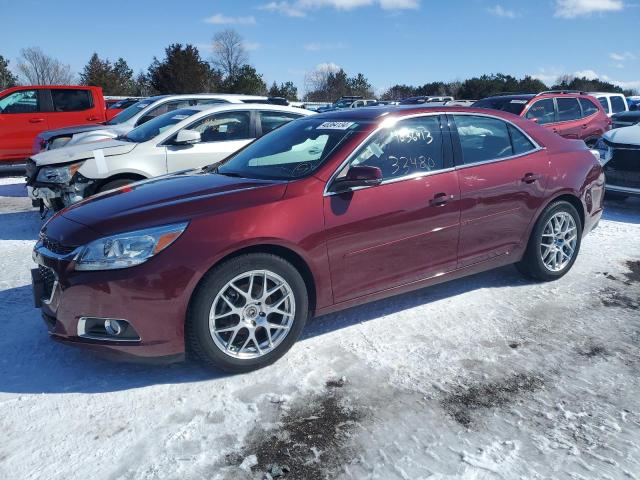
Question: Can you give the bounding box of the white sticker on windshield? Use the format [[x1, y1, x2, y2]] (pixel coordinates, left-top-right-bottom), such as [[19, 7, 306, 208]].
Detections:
[[172, 114, 188, 120], [317, 121, 355, 130], [93, 149, 108, 174], [510, 100, 528, 104]]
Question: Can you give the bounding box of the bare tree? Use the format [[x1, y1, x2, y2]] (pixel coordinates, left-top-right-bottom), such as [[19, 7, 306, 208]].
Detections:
[[211, 29, 248, 79], [303, 62, 340, 100], [17, 47, 74, 85]]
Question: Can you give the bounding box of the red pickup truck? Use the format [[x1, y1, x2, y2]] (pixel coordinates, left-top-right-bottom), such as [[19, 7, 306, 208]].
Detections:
[[0, 85, 107, 165]]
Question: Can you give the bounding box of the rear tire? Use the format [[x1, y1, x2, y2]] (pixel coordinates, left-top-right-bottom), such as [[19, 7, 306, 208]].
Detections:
[[186, 253, 309, 373], [516, 200, 582, 281], [98, 178, 139, 194]]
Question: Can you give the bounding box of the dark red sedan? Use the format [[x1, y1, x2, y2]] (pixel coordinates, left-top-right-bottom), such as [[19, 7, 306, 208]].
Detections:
[[32, 106, 605, 372]]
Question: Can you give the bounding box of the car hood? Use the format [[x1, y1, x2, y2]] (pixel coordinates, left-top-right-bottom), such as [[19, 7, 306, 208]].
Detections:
[[31, 139, 137, 166], [60, 170, 288, 237], [612, 111, 640, 122], [603, 125, 640, 147], [38, 124, 107, 141]]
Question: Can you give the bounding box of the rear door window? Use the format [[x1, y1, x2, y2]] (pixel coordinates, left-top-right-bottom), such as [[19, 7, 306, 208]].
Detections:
[[610, 96, 627, 114], [0, 90, 39, 114], [525, 99, 556, 125], [51, 89, 93, 112], [579, 98, 598, 117], [259, 111, 303, 135], [557, 98, 581, 122], [454, 115, 513, 164], [597, 97, 610, 114]]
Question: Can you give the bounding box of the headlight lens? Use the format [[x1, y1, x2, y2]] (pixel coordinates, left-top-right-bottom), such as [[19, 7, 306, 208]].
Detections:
[[75, 222, 188, 271], [36, 162, 84, 184]]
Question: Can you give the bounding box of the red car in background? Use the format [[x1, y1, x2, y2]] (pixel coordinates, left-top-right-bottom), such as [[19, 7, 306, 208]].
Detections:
[[0, 85, 106, 165], [105, 97, 144, 121], [32, 106, 604, 372], [473, 91, 610, 147]]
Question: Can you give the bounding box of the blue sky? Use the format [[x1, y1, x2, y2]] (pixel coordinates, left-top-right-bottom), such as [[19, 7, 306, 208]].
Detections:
[[1, 0, 639, 93]]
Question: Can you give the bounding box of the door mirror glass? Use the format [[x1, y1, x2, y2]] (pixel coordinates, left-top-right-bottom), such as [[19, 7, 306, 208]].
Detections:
[[331, 165, 382, 193], [175, 129, 202, 145]]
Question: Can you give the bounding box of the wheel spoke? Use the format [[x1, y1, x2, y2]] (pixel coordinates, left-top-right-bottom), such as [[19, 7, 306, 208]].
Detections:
[[209, 269, 296, 360]]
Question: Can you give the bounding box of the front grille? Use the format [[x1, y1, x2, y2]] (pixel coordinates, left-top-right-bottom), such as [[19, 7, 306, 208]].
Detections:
[[41, 234, 76, 255], [605, 147, 640, 188], [25, 159, 38, 184], [39, 265, 56, 300]]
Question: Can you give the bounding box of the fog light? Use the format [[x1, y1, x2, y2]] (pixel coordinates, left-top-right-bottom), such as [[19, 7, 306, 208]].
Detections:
[[104, 319, 124, 336]]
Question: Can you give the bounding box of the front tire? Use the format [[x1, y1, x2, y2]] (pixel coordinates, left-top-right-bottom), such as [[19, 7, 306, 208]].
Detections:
[[517, 201, 582, 281], [186, 253, 309, 373]]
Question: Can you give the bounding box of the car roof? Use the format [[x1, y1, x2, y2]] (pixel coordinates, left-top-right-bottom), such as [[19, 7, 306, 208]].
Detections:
[[589, 92, 624, 97], [310, 105, 526, 121], [185, 103, 311, 114], [145, 94, 270, 104]]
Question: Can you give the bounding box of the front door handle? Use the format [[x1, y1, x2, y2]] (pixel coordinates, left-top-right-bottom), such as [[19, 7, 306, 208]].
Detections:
[[87, 116, 98, 121], [430, 192, 450, 206], [522, 173, 540, 184], [29, 118, 45, 124]]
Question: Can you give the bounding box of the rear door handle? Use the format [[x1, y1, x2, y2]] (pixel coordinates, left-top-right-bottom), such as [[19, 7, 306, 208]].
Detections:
[[522, 173, 540, 184], [29, 118, 45, 124], [430, 192, 450, 206]]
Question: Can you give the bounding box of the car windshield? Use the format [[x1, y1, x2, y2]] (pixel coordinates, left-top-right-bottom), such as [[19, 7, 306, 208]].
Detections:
[[106, 99, 155, 125], [334, 100, 353, 108], [122, 108, 199, 143], [216, 118, 373, 180], [472, 97, 529, 115]]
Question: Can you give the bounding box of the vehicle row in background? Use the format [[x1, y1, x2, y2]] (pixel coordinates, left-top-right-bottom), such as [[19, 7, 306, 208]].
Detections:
[[472, 90, 610, 147], [26, 103, 311, 210]]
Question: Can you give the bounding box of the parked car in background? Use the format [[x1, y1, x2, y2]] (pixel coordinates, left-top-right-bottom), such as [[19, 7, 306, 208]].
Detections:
[[0, 85, 106, 165], [33, 94, 286, 153], [594, 124, 640, 200], [473, 91, 610, 146], [627, 97, 639, 111], [400, 96, 454, 105], [105, 97, 144, 121], [591, 92, 629, 117], [27, 104, 311, 210], [611, 110, 640, 129], [316, 96, 367, 112], [31, 105, 604, 371]]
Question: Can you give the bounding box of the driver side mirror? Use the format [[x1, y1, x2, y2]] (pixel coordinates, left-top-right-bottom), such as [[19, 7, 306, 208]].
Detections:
[[330, 165, 383, 193], [175, 129, 201, 145]]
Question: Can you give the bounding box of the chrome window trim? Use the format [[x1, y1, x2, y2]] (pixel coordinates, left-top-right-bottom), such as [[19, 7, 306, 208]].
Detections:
[[606, 185, 640, 194], [323, 112, 446, 197], [449, 111, 546, 169]]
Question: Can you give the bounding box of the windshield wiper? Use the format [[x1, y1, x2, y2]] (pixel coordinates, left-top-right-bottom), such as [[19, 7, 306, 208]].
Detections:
[[210, 166, 245, 178]]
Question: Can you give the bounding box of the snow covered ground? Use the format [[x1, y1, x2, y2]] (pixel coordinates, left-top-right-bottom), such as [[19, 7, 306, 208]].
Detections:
[[1, 175, 639, 480]]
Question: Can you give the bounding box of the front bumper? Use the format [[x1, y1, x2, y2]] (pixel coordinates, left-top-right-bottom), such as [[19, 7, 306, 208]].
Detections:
[[31, 238, 197, 360]]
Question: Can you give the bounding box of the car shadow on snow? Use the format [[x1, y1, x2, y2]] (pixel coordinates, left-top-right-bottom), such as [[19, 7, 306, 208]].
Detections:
[[603, 197, 640, 225], [0, 264, 529, 395], [0, 181, 28, 198], [0, 210, 42, 241]]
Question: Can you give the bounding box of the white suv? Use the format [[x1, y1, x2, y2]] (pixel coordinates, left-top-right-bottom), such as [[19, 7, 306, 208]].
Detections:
[[33, 94, 282, 152], [27, 103, 311, 210], [591, 92, 629, 117]]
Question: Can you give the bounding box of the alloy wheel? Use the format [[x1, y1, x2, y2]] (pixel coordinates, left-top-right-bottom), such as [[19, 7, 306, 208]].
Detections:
[[540, 212, 578, 272], [209, 270, 296, 359]]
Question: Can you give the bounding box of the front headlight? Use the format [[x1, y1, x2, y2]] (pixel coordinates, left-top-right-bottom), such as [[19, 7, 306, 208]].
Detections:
[[36, 162, 84, 184], [75, 222, 188, 271]]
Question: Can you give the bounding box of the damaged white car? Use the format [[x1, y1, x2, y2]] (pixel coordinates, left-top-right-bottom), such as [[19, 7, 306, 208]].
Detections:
[[26, 103, 310, 210], [594, 124, 640, 200]]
